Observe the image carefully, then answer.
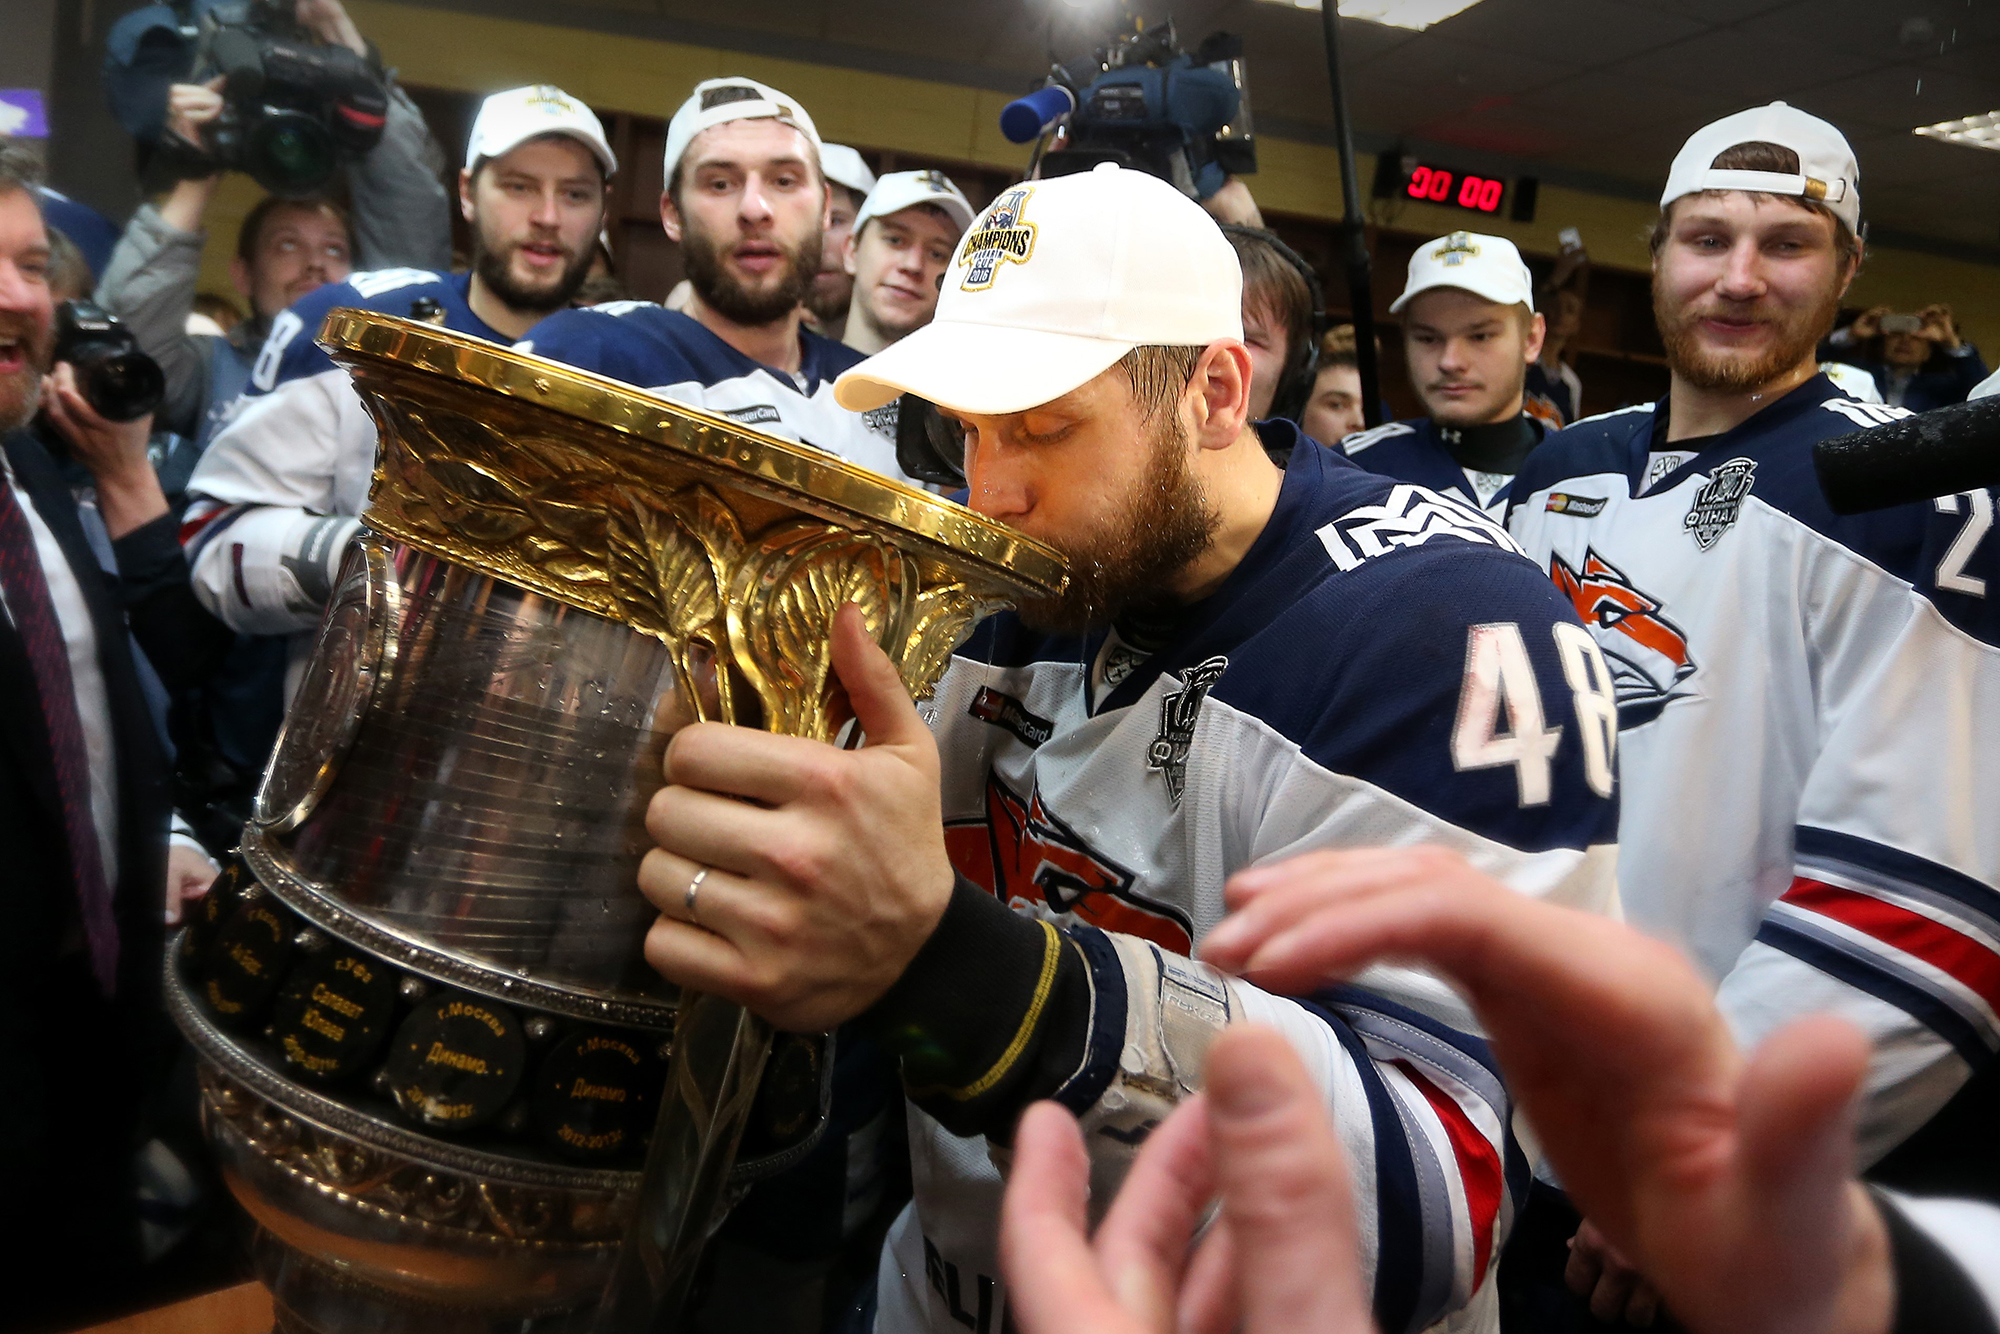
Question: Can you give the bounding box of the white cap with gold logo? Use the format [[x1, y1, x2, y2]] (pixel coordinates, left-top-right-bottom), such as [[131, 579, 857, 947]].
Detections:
[[834, 163, 1241, 416], [1390, 231, 1534, 315], [467, 85, 616, 176]]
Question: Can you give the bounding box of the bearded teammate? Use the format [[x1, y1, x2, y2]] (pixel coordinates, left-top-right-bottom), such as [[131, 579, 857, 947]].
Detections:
[[515, 78, 907, 482], [180, 85, 613, 656], [1507, 102, 2000, 1317], [630, 164, 1623, 1334], [1339, 233, 1547, 516]]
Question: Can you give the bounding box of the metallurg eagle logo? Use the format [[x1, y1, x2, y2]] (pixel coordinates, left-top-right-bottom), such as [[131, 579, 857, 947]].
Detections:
[[1550, 548, 1696, 728], [944, 772, 1194, 954]]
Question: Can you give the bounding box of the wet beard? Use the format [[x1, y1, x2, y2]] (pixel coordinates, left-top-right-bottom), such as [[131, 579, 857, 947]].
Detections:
[[1014, 417, 1221, 636], [472, 235, 595, 320], [1655, 276, 1840, 394], [682, 216, 821, 327]]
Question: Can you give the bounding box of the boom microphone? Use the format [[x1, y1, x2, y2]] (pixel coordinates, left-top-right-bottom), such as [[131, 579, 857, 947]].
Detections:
[[1813, 394, 2000, 514]]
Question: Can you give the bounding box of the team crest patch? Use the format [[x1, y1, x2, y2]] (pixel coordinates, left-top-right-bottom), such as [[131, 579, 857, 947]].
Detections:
[[1433, 230, 1480, 266], [944, 772, 1192, 954], [958, 186, 1037, 291], [1147, 656, 1227, 805], [1545, 492, 1607, 517], [1682, 456, 1757, 551], [1550, 547, 1696, 728], [861, 403, 899, 439], [968, 686, 1053, 748], [1315, 484, 1524, 571]]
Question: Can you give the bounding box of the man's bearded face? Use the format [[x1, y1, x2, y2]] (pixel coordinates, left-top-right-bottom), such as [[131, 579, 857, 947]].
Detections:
[[467, 137, 604, 318], [1013, 407, 1220, 635], [1653, 193, 1847, 394], [681, 204, 822, 327], [0, 190, 53, 434]]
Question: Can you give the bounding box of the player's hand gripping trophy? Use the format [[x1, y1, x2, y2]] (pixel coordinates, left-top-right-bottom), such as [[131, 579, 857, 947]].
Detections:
[[165, 309, 1064, 1334]]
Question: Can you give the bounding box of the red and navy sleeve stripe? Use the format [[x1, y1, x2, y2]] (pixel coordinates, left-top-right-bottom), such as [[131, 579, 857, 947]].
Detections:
[[1757, 827, 2000, 1068]]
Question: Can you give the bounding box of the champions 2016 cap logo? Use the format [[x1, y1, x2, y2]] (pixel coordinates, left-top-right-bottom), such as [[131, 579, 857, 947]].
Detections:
[[958, 186, 1037, 291], [524, 85, 583, 117], [1433, 231, 1480, 267]]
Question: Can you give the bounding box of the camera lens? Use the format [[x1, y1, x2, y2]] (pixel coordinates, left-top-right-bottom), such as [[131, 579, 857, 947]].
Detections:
[[74, 348, 167, 423], [249, 111, 337, 196]]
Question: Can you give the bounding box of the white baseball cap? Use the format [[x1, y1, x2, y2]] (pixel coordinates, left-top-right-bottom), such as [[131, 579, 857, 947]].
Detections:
[[1389, 231, 1534, 315], [834, 163, 1241, 416], [467, 85, 616, 177], [1661, 101, 1860, 232], [663, 77, 821, 186], [820, 144, 877, 199], [854, 170, 976, 237]]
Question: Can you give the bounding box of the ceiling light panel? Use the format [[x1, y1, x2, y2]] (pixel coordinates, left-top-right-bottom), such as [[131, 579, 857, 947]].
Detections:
[[1261, 0, 1487, 32], [1914, 111, 2000, 152]]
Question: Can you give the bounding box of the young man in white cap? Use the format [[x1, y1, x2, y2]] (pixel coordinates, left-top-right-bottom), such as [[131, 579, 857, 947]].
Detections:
[[1505, 102, 2000, 1322], [804, 142, 877, 339], [180, 83, 614, 654], [1337, 231, 1546, 516], [517, 76, 905, 481], [629, 162, 1623, 1334], [840, 169, 974, 355]]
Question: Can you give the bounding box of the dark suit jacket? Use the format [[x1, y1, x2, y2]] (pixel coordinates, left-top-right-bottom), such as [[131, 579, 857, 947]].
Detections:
[[0, 426, 181, 1321]]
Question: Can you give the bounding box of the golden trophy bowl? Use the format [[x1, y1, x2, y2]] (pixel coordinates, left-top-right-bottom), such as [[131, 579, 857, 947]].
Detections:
[[166, 310, 1065, 1333]]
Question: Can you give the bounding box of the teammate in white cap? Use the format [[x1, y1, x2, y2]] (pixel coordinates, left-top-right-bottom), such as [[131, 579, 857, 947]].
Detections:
[[517, 76, 907, 483], [630, 162, 1621, 1334], [840, 169, 974, 355], [1336, 231, 1547, 516], [1506, 102, 2000, 1324], [181, 83, 614, 662], [803, 143, 878, 339]]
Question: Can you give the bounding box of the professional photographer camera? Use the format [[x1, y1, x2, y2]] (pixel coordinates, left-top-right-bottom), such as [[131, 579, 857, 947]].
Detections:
[[97, 0, 449, 458], [51, 301, 165, 424], [107, 0, 391, 197]]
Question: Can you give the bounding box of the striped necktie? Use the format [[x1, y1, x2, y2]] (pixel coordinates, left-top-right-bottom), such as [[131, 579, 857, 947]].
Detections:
[[0, 473, 119, 995]]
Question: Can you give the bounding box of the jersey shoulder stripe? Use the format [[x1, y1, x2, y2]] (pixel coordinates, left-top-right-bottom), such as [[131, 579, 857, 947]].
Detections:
[[1339, 420, 1416, 455], [1565, 401, 1654, 430], [1758, 829, 2000, 1066]]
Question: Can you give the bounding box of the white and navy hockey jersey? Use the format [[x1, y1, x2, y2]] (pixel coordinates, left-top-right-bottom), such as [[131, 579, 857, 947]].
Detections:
[[182, 268, 503, 639], [879, 428, 1623, 1334], [1338, 416, 1545, 517], [1507, 376, 2000, 1160], [516, 302, 909, 485]]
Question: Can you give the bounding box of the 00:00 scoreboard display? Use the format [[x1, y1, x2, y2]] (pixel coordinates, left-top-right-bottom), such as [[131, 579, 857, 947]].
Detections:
[[1373, 154, 1538, 222]]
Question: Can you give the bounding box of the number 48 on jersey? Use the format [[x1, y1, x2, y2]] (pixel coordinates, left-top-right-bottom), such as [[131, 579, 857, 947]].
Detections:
[[1452, 621, 1619, 806]]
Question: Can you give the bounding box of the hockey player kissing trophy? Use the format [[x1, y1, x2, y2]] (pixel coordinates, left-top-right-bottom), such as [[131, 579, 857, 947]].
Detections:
[[165, 308, 1065, 1333], [634, 163, 1624, 1334]]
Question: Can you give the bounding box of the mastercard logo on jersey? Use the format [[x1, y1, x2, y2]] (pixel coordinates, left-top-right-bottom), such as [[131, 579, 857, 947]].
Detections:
[[944, 771, 1195, 956], [1545, 492, 1608, 517]]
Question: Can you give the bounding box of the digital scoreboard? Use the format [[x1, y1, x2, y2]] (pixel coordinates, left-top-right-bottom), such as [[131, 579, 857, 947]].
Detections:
[[1373, 154, 1539, 223]]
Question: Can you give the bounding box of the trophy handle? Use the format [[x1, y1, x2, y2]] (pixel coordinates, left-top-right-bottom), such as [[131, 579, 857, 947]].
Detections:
[[592, 993, 774, 1332]]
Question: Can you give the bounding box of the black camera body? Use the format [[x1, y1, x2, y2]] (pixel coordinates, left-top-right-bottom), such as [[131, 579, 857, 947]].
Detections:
[[107, 0, 389, 197], [193, 0, 388, 196], [53, 301, 166, 424], [1040, 19, 1255, 200]]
